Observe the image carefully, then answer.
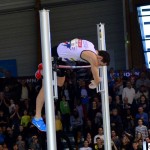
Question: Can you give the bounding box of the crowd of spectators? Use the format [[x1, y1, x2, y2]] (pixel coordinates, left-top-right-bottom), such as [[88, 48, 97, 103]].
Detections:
[[0, 66, 150, 150]]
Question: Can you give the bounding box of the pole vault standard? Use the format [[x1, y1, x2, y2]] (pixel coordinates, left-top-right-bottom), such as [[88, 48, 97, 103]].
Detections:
[[39, 9, 57, 150], [97, 23, 112, 150]]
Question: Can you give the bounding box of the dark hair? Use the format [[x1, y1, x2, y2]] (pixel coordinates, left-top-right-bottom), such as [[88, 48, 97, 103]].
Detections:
[[98, 50, 110, 66], [138, 118, 143, 122], [140, 94, 146, 100], [96, 137, 101, 140]]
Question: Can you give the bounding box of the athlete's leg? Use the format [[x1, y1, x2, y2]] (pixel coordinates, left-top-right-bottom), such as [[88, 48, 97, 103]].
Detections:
[[32, 61, 65, 132], [32, 84, 46, 132], [35, 84, 44, 119]]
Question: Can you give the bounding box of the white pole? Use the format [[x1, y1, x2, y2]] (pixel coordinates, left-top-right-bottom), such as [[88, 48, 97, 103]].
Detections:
[[122, 0, 129, 69], [97, 23, 112, 150], [39, 9, 57, 150], [148, 143, 150, 150], [143, 141, 147, 150]]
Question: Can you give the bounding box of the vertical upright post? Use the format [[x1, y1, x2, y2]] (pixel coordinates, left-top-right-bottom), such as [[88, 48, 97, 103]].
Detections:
[[143, 141, 147, 150], [97, 23, 112, 150], [53, 71, 58, 99], [39, 9, 57, 150], [148, 143, 150, 150]]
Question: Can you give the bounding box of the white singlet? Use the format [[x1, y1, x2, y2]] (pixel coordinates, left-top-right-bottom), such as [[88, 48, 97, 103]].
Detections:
[[57, 38, 97, 62]]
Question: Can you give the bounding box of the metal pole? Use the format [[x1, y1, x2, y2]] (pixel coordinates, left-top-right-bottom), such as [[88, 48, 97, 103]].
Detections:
[[122, 0, 129, 69], [39, 9, 57, 150], [143, 141, 147, 150], [97, 23, 112, 150], [53, 71, 58, 99]]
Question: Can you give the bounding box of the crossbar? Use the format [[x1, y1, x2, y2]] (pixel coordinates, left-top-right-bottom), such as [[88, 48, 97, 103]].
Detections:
[[57, 65, 91, 69]]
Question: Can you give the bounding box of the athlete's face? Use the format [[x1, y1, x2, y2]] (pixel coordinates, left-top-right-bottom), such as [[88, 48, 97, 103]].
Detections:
[[97, 55, 107, 66]]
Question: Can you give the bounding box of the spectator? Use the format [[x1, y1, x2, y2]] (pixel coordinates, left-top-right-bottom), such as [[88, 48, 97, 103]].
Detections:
[[113, 95, 122, 115], [108, 67, 118, 98], [110, 108, 123, 137], [122, 81, 135, 105], [118, 69, 128, 88], [135, 85, 149, 100], [136, 71, 150, 90], [145, 137, 150, 146], [94, 112, 103, 131], [84, 132, 93, 148], [5, 127, 16, 149], [148, 128, 150, 137], [0, 127, 5, 145], [15, 125, 26, 141], [2, 143, 8, 150], [76, 100, 84, 120], [135, 119, 148, 140], [16, 135, 26, 150], [29, 135, 41, 150], [9, 104, 21, 131], [131, 141, 142, 150], [59, 95, 70, 132], [137, 139, 143, 150], [88, 100, 100, 134], [27, 82, 37, 109], [93, 137, 104, 150], [79, 140, 92, 150], [111, 129, 121, 149], [18, 80, 29, 105], [0, 144, 3, 150], [94, 127, 104, 144], [20, 109, 31, 127], [135, 106, 149, 126], [113, 77, 123, 98], [120, 132, 132, 149], [92, 96, 101, 110], [13, 144, 19, 150], [122, 97, 132, 111], [8, 99, 16, 114], [137, 95, 149, 113], [21, 99, 32, 113], [3, 85, 12, 100], [83, 119, 93, 138], [62, 81, 72, 108], [70, 109, 83, 146], [0, 92, 9, 115], [0, 110, 8, 127], [122, 109, 135, 133], [109, 95, 115, 111], [3, 98, 17, 115], [129, 74, 137, 90], [80, 80, 89, 117], [134, 132, 143, 142]]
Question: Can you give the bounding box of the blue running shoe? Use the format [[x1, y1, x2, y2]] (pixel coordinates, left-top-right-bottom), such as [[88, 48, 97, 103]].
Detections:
[[32, 117, 46, 132]]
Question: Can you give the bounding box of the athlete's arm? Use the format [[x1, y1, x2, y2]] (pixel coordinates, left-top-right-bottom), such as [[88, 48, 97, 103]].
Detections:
[[90, 63, 100, 85], [81, 51, 100, 88]]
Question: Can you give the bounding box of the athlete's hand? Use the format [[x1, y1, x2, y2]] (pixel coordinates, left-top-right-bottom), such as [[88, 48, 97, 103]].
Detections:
[[89, 80, 97, 89]]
